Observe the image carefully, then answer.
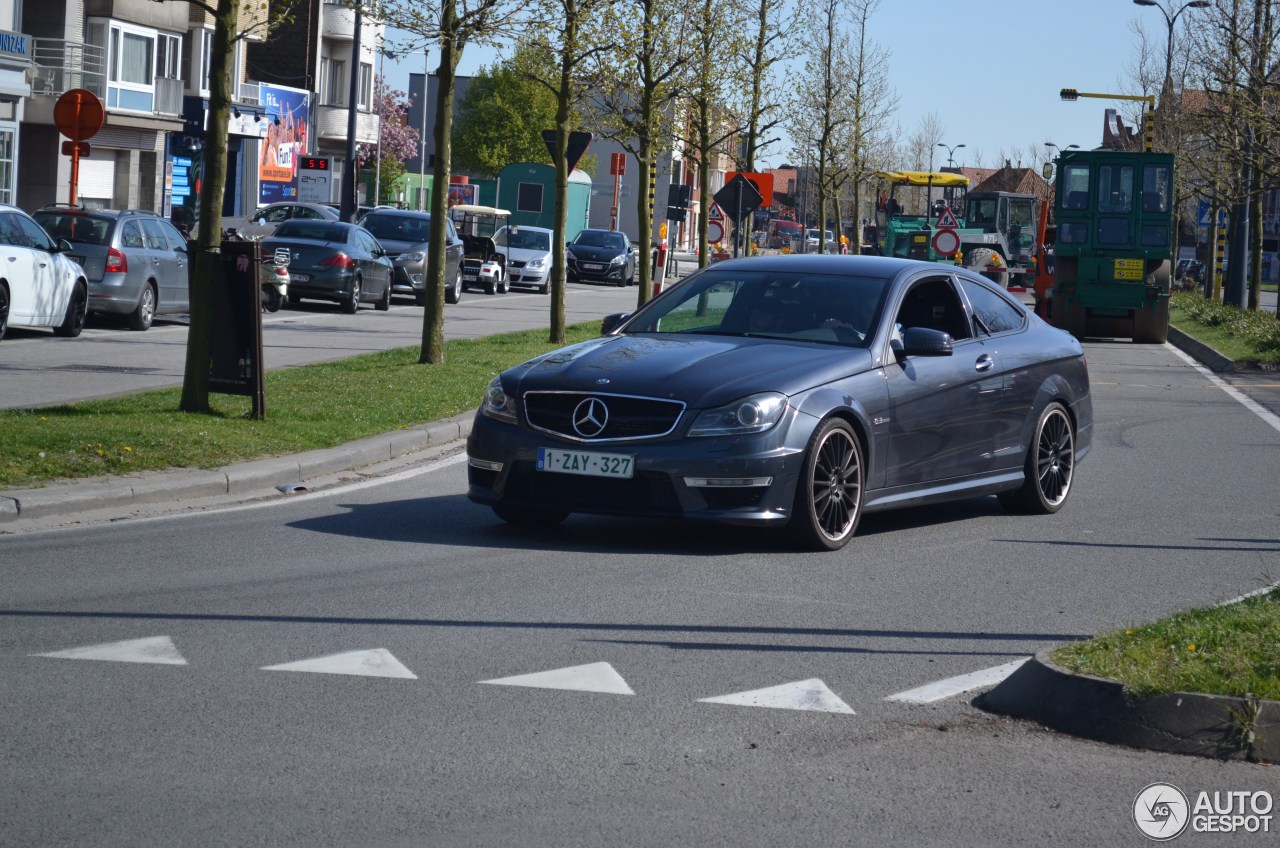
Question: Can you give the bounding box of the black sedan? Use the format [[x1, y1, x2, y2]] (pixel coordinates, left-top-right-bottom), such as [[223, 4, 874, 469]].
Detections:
[[567, 228, 636, 286], [262, 220, 393, 314], [466, 255, 1092, 551]]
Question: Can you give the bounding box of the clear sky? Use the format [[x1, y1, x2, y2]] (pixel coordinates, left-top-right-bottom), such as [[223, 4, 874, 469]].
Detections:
[[375, 0, 1182, 170]]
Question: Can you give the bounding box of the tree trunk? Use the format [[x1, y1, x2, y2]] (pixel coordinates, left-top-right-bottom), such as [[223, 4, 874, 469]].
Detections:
[[634, 147, 652, 309], [550, 7, 577, 346], [179, 0, 238, 413], [419, 5, 461, 365]]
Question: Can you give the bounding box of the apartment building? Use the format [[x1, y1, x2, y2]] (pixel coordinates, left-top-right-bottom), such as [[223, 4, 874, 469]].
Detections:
[[0, 0, 29, 206]]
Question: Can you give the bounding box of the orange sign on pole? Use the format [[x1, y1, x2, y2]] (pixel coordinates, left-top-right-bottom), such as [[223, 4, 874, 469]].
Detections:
[[724, 171, 774, 208], [54, 89, 105, 206]]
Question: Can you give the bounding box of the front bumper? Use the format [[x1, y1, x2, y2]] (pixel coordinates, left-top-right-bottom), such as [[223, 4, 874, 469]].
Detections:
[[568, 258, 626, 283], [465, 408, 810, 525]]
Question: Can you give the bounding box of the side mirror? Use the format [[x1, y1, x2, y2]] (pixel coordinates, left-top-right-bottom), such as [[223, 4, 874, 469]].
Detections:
[[56, 238, 73, 253], [899, 326, 953, 357], [601, 312, 629, 335]]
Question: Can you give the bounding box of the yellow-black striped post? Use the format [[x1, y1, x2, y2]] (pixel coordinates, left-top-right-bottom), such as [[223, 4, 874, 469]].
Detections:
[[1213, 214, 1227, 300], [1144, 109, 1154, 152], [648, 155, 657, 225]]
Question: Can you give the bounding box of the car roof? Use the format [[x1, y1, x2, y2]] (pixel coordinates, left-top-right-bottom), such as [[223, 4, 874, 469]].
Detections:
[[705, 254, 942, 277]]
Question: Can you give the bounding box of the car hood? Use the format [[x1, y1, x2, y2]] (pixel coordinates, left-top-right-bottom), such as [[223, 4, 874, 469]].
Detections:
[[377, 238, 426, 256], [506, 334, 876, 409], [499, 246, 551, 263], [568, 244, 625, 262]]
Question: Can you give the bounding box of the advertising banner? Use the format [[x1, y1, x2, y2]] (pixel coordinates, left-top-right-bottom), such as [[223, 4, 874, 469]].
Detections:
[[258, 83, 310, 205]]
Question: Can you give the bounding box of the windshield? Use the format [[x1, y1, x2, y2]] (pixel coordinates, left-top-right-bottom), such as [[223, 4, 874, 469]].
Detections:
[[506, 228, 551, 251], [34, 212, 112, 245], [573, 230, 628, 250], [621, 268, 889, 347], [361, 214, 431, 242]]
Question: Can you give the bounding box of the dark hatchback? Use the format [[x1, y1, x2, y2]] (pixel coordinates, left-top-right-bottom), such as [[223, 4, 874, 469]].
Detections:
[[567, 228, 636, 286], [360, 209, 465, 305], [466, 254, 1092, 551]]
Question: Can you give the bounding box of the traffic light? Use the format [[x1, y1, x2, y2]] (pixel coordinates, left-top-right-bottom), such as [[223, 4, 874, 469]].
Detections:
[[667, 184, 691, 209]]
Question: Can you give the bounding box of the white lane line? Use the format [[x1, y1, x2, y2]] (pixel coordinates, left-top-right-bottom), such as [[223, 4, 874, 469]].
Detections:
[[885, 658, 1029, 704], [481, 661, 635, 695], [1216, 579, 1280, 608], [262, 648, 418, 679], [33, 635, 189, 665], [699, 679, 855, 714], [1166, 343, 1280, 435]]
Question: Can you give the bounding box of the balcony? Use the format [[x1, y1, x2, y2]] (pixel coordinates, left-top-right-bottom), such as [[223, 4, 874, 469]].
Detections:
[[316, 104, 379, 145], [31, 40, 106, 98], [321, 0, 356, 41]]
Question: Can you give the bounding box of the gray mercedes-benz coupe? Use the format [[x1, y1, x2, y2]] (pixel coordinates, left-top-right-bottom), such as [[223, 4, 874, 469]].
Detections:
[[466, 254, 1092, 551]]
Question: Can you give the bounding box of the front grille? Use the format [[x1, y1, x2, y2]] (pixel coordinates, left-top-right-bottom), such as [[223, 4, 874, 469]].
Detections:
[[503, 461, 682, 515], [510, 260, 526, 268], [524, 391, 685, 442]]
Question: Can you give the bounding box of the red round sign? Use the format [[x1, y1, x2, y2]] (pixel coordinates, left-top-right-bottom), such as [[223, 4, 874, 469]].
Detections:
[[707, 220, 725, 244], [931, 228, 960, 257], [54, 89, 105, 142]]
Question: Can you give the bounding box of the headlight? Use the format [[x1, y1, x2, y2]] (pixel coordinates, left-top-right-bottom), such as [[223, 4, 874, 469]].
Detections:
[[609, 255, 625, 266], [527, 257, 547, 269], [480, 375, 517, 423], [398, 251, 424, 262], [687, 392, 788, 437]]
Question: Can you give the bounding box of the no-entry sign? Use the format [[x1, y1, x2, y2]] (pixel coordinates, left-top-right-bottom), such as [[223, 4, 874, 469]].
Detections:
[[932, 228, 960, 257]]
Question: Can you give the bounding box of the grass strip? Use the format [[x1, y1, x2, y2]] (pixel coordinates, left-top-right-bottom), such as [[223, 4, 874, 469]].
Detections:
[[1052, 588, 1280, 700], [0, 322, 601, 489], [1170, 292, 1280, 365]]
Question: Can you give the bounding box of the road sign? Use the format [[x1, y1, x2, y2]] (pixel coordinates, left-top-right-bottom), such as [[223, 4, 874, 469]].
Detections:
[[935, 207, 959, 229], [54, 89, 105, 142], [931, 228, 960, 257], [60, 141, 90, 157], [708, 203, 723, 221], [713, 174, 764, 221], [724, 171, 774, 207], [542, 130, 593, 172], [298, 156, 331, 204], [610, 152, 626, 176], [1196, 200, 1226, 227], [707, 220, 725, 243]]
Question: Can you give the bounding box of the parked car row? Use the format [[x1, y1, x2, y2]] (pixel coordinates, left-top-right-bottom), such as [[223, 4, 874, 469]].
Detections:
[[0, 200, 645, 342]]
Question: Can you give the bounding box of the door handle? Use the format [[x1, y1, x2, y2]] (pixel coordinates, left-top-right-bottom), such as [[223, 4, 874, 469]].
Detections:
[[975, 354, 995, 372]]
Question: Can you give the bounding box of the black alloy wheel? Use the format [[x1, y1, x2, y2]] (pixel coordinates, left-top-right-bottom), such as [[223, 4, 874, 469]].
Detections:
[[790, 418, 864, 551], [998, 402, 1075, 514]]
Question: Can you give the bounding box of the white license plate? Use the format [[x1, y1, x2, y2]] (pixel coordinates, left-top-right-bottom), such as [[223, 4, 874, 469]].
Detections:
[[537, 448, 634, 479], [463, 273, 478, 281], [582, 263, 604, 271], [69, 255, 85, 265], [290, 273, 310, 282]]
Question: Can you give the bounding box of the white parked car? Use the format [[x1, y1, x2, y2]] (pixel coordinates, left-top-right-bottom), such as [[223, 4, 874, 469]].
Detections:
[[496, 225, 554, 294], [0, 204, 89, 341]]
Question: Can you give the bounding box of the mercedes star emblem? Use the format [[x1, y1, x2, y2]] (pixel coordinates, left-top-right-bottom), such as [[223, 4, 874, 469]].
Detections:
[[572, 397, 609, 437]]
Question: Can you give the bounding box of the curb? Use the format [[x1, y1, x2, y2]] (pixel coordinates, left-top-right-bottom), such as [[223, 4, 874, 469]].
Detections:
[[1167, 324, 1279, 373], [979, 650, 1279, 763], [0, 411, 475, 525]]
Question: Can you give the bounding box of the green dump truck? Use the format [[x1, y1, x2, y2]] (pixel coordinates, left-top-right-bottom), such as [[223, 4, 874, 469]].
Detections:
[[1050, 148, 1175, 343]]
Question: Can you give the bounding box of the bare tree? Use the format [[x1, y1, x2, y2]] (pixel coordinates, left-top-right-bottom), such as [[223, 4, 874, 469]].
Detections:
[[376, 0, 524, 364], [588, 0, 692, 307], [840, 0, 895, 254], [728, 0, 795, 172], [174, 0, 296, 413]]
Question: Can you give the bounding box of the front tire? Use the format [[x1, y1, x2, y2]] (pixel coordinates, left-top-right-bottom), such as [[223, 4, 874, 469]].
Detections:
[[54, 280, 88, 337], [966, 247, 1009, 288], [128, 282, 156, 330], [0, 281, 9, 341], [998, 402, 1075, 514], [789, 418, 864, 551], [342, 277, 361, 314], [375, 281, 390, 311]]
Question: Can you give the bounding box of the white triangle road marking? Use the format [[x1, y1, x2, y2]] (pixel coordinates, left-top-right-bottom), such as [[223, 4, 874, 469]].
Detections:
[[699, 678, 855, 714], [480, 661, 635, 695], [261, 648, 417, 679], [32, 635, 188, 666], [885, 658, 1030, 704]]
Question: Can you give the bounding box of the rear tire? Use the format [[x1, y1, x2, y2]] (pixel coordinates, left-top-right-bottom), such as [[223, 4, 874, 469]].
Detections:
[[128, 282, 156, 330], [998, 402, 1075, 514], [967, 247, 1009, 288], [492, 503, 569, 526], [446, 268, 463, 304], [414, 290, 426, 306], [54, 280, 88, 337], [788, 418, 864, 551], [342, 278, 361, 314]]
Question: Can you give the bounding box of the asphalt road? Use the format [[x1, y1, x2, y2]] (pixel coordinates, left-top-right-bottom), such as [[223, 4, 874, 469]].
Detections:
[[1, 340, 1278, 846]]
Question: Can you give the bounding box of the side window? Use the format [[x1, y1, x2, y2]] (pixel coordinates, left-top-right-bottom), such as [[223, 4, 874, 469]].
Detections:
[[895, 277, 972, 341], [120, 220, 145, 249], [296, 206, 325, 220], [157, 220, 188, 252], [15, 214, 54, 250], [446, 219, 458, 243], [1061, 164, 1090, 211], [264, 206, 292, 223], [140, 219, 169, 250], [0, 212, 27, 246], [960, 278, 1026, 334], [1142, 164, 1172, 213]]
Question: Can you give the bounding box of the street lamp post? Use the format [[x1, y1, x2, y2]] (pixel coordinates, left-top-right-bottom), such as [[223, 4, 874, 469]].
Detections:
[[936, 142, 965, 170], [1133, 0, 1210, 95], [1061, 88, 1156, 151]]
